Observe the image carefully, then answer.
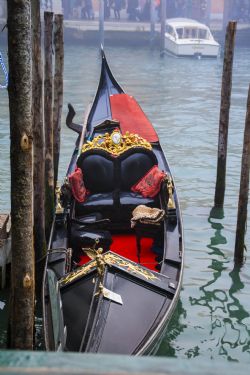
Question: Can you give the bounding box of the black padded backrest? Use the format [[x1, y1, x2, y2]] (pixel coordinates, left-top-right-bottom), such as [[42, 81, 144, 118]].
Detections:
[[119, 148, 158, 190], [77, 151, 115, 193]]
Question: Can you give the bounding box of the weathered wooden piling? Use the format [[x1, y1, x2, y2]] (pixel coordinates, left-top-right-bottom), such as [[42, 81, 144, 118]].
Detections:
[[160, 0, 166, 56], [234, 85, 250, 265], [32, 0, 46, 263], [7, 0, 34, 349], [53, 14, 64, 187], [214, 21, 237, 208], [44, 11, 54, 239]]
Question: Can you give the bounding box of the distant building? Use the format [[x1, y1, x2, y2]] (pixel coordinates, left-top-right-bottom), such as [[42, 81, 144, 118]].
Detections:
[[211, 0, 224, 20]]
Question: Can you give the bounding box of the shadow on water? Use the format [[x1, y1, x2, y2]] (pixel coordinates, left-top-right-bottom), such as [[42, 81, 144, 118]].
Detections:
[[156, 207, 250, 361]]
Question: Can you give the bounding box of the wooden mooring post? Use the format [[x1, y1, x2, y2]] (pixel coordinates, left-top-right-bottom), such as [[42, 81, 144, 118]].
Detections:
[[214, 21, 237, 208], [234, 85, 250, 265], [44, 11, 54, 239], [7, 0, 34, 349], [32, 0, 46, 264], [53, 14, 64, 188]]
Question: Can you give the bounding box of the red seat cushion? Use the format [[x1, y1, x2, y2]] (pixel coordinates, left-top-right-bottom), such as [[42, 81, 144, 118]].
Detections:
[[131, 165, 166, 198], [69, 167, 89, 203]]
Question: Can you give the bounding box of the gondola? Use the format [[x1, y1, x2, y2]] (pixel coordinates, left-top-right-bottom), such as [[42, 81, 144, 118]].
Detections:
[[42, 49, 184, 355]]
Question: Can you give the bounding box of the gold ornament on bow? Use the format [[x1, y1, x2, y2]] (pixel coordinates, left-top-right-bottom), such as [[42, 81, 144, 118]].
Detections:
[[82, 240, 108, 296]]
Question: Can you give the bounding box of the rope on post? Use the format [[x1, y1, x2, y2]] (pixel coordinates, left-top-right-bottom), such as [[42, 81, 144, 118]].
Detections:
[[0, 51, 8, 89]]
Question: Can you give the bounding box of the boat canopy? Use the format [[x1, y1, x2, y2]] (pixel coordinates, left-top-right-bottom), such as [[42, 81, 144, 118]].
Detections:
[[110, 93, 159, 143], [165, 18, 214, 41]]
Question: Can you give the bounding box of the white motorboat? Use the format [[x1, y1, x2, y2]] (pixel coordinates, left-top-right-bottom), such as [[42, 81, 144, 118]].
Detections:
[[164, 18, 220, 58]]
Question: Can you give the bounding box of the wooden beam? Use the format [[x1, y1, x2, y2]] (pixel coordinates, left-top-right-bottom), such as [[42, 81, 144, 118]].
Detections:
[[44, 11, 54, 239], [7, 0, 34, 349], [214, 21, 237, 208], [32, 0, 46, 265], [234, 84, 250, 264], [53, 14, 64, 187]]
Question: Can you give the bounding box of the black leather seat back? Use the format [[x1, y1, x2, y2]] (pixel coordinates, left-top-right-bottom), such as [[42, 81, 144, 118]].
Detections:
[[77, 151, 115, 193], [120, 149, 158, 190], [75, 147, 159, 223]]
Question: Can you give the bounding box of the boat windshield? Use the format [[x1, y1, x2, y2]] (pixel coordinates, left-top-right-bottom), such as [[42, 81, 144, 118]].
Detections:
[[176, 27, 209, 40], [165, 24, 176, 37]]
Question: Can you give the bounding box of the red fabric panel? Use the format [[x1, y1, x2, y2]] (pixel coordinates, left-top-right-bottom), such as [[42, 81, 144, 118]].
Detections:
[[78, 234, 158, 271], [68, 167, 89, 203], [131, 165, 166, 198], [110, 93, 159, 143]]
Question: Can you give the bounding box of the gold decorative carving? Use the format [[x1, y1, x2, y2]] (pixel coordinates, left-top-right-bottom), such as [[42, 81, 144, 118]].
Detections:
[[55, 183, 63, 214], [60, 241, 108, 297], [83, 245, 106, 278], [166, 176, 176, 210], [81, 130, 152, 156], [59, 261, 96, 286], [104, 253, 159, 281], [60, 251, 159, 286]]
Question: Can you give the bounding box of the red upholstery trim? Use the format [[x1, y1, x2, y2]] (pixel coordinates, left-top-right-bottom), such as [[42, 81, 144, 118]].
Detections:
[[110, 93, 159, 143]]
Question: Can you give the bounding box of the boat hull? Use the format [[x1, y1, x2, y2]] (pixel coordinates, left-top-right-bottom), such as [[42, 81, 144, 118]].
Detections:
[[165, 37, 219, 58], [42, 49, 184, 355]]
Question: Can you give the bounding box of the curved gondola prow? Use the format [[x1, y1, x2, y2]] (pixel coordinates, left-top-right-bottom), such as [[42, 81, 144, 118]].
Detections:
[[100, 47, 124, 94], [86, 48, 124, 135]]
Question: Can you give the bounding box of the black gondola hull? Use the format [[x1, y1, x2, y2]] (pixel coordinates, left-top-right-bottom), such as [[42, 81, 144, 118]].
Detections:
[[42, 49, 184, 355]]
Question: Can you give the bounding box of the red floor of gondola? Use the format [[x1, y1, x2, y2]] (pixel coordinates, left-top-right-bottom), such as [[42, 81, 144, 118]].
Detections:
[[78, 234, 158, 271]]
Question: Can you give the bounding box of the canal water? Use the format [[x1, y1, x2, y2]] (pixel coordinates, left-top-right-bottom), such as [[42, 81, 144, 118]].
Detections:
[[0, 45, 250, 363]]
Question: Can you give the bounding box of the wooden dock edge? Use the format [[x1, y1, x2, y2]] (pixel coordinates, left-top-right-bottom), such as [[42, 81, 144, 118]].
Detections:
[[0, 351, 248, 374]]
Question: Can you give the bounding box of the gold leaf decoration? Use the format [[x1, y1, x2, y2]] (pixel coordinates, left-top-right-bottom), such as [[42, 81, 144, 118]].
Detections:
[[59, 261, 96, 286], [104, 253, 159, 281], [60, 252, 159, 286], [81, 130, 152, 156]]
